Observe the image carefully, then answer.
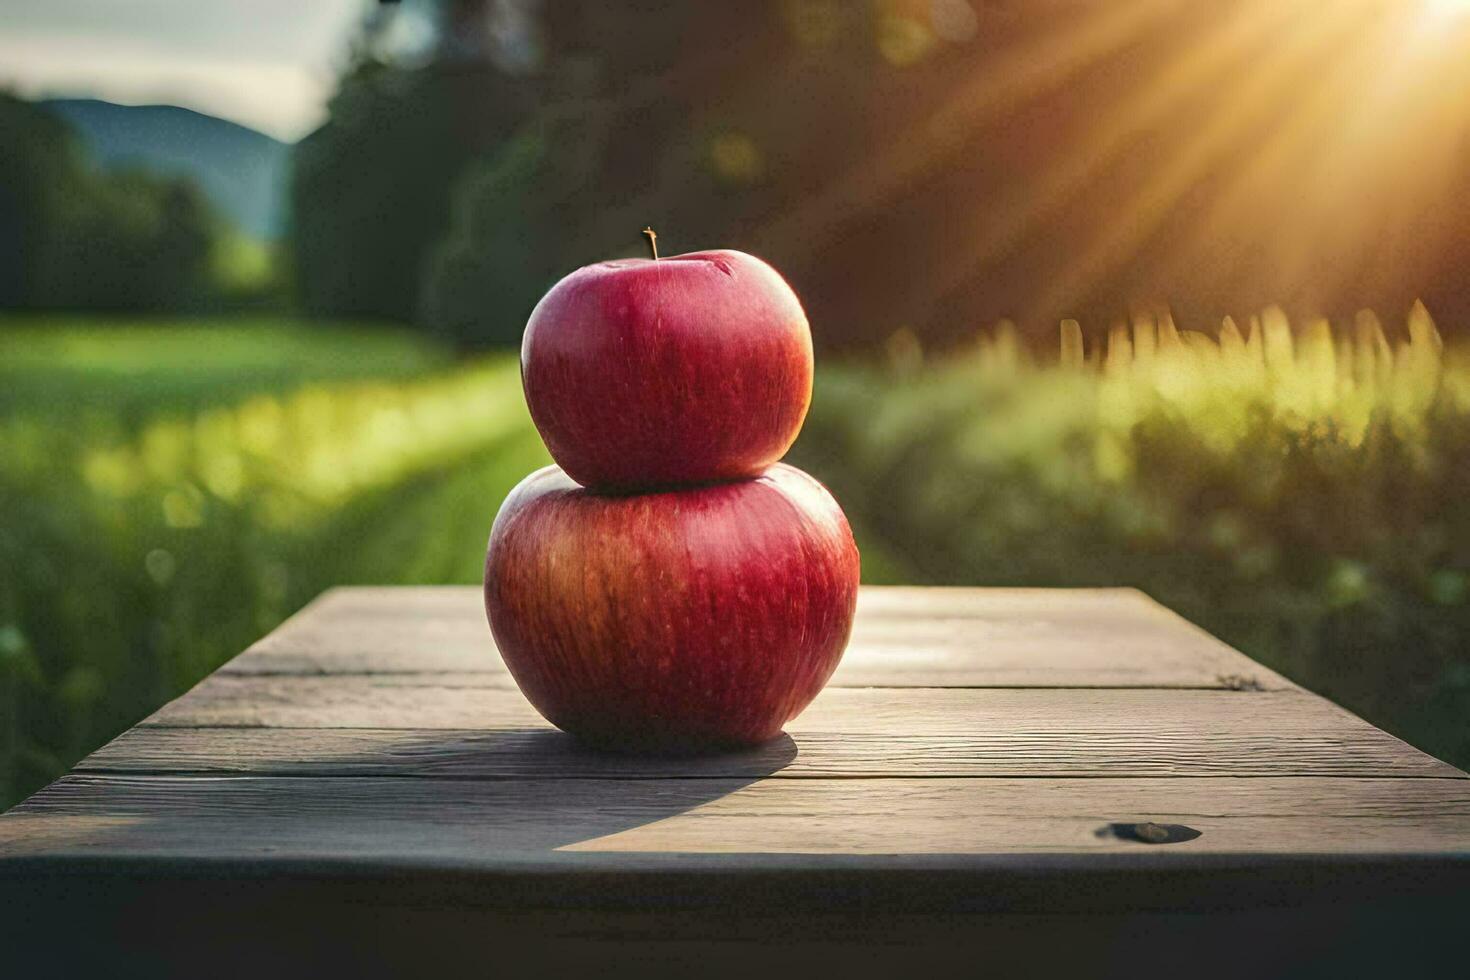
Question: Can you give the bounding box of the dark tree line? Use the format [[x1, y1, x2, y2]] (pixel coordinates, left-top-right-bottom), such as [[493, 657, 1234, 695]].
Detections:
[[292, 1, 884, 349], [0, 93, 219, 314], [291, 1, 1470, 352]]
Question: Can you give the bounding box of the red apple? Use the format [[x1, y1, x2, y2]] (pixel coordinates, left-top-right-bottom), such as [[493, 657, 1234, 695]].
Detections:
[[521, 249, 813, 491], [483, 462, 859, 750]]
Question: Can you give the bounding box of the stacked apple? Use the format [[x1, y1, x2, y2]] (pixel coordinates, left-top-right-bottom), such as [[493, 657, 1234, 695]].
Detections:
[[484, 244, 860, 752]]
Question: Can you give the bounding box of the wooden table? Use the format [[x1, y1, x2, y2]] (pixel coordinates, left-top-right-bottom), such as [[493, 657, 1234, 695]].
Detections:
[[3, 586, 1468, 977]]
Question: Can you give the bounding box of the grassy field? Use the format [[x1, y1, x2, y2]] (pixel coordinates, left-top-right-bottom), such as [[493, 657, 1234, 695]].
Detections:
[[0, 318, 450, 423], [3, 312, 1469, 809], [793, 305, 1470, 771], [0, 321, 547, 807]]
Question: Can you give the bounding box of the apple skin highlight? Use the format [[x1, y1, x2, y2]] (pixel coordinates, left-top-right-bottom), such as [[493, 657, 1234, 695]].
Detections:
[[520, 249, 813, 492], [484, 463, 859, 751]]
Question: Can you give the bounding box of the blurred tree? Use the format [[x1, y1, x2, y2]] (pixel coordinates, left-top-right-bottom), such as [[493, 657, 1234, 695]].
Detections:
[[0, 93, 81, 309], [418, 1, 806, 346], [418, 129, 555, 346], [297, 1, 787, 341], [60, 174, 215, 312], [409, 0, 953, 350], [289, 1, 542, 323], [0, 92, 220, 314]]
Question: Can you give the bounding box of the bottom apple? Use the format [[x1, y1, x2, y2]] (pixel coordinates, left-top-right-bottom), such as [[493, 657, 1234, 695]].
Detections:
[[484, 462, 860, 751]]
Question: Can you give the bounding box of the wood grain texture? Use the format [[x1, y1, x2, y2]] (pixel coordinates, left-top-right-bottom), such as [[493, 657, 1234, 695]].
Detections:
[[222, 586, 1289, 690], [5, 774, 1470, 861], [116, 686, 1460, 779]]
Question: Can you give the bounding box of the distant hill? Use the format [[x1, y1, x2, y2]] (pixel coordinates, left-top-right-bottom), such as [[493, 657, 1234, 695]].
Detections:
[[41, 99, 290, 240]]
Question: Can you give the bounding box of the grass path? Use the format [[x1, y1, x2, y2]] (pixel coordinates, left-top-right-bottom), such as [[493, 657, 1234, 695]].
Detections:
[[0, 317, 449, 423]]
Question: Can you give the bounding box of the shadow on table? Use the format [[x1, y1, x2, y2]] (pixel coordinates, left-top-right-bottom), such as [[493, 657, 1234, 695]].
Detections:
[[329, 724, 805, 853], [3, 726, 809, 972], [3, 725, 802, 856]]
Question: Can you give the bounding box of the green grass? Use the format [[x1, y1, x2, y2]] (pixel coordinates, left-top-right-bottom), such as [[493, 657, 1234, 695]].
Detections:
[[0, 316, 450, 424]]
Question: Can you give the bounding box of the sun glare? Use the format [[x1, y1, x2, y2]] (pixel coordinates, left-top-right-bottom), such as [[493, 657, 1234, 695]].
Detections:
[[1417, 0, 1470, 36], [753, 0, 1470, 322]]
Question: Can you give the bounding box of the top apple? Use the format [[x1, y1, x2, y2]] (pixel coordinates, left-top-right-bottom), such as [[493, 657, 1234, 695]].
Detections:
[[521, 248, 813, 492]]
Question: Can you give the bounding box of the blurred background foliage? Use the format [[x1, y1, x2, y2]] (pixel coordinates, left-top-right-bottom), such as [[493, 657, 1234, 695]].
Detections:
[[796, 307, 1470, 769], [4, 0, 1470, 807], [0, 94, 217, 313]]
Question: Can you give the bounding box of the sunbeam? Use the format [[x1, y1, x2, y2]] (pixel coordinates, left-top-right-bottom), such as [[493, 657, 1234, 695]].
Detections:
[[1029, 2, 1373, 319], [911, 0, 1299, 327], [756, 0, 1188, 253]]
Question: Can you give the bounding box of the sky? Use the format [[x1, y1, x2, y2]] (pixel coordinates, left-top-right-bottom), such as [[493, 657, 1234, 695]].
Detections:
[[0, 0, 369, 141]]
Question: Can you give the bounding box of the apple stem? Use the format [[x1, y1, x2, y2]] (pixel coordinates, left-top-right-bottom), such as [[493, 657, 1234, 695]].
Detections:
[[642, 227, 660, 261]]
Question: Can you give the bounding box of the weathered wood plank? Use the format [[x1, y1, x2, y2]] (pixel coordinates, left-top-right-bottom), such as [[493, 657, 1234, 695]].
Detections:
[[136, 677, 1383, 739], [5, 774, 1469, 861], [114, 687, 1460, 778], [223, 585, 1290, 690]]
